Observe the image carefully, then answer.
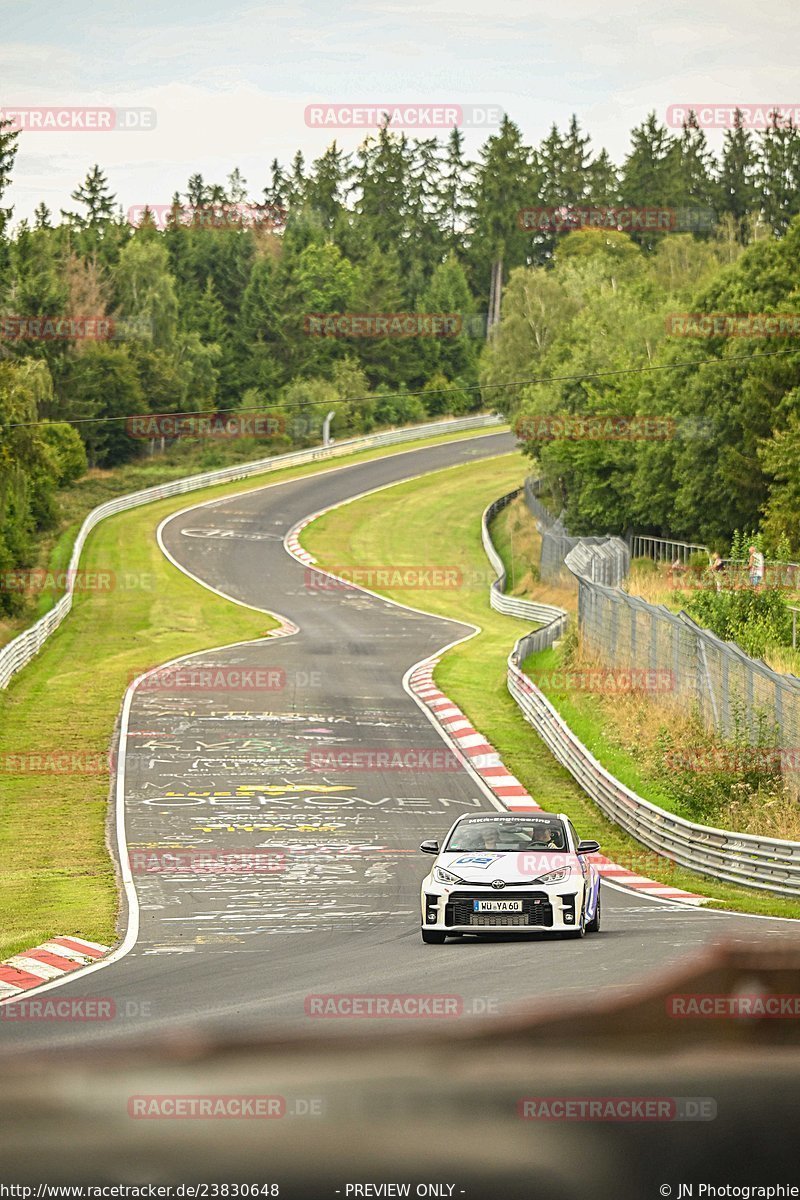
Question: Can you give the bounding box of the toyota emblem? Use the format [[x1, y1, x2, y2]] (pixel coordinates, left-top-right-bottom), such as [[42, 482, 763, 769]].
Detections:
[[491, 879, 505, 890]]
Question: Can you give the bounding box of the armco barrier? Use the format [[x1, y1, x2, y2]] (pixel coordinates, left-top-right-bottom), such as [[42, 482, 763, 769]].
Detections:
[[483, 488, 800, 896], [0, 414, 502, 691], [482, 490, 567, 629]]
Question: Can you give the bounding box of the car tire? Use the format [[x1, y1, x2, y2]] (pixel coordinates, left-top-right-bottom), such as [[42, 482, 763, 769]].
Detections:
[[586, 889, 601, 933], [421, 928, 447, 944]]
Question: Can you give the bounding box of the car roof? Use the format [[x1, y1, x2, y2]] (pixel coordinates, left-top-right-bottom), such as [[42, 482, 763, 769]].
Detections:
[[453, 811, 566, 823]]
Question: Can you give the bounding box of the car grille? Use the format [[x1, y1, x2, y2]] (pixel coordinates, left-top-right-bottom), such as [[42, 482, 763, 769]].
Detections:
[[468, 913, 530, 927], [444, 892, 553, 928]]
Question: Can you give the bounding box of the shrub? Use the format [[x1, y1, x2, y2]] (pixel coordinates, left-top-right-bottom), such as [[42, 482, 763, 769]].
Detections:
[[687, 585, 792, 658]]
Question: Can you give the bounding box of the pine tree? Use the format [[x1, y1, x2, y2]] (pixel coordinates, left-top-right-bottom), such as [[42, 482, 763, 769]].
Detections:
[[436, 128, 473, 250], [227, 168, 248, 204], [718, 110, 759, 242], [586, 149, 620, 205], [620, 113, 681, 246], [33, 203, 52, 230], [186, 173, 210, 210], [306, 142, 352, 232], [263, 158, 289, 213], [0, 116, 19, 240], [61, 164, 116, 228], [757, 113, 800, 235], [287, 151, 307, 210], [469, 115, 536, 329], [674, 111, 719, 233]]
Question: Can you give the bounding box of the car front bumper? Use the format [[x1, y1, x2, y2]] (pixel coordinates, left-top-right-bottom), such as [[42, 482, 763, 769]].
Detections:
[[420, 881, 589, 933]]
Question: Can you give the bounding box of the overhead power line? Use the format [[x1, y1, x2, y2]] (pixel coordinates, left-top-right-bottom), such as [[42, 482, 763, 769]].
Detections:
[[3, 347, 797, 429]]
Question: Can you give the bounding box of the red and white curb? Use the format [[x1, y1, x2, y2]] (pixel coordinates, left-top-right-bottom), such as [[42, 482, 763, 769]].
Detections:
[[266, 614, 300, 638], [0, 937, 109, 1001], [408, 659, 705, 905], [285, 523, 316, 567]]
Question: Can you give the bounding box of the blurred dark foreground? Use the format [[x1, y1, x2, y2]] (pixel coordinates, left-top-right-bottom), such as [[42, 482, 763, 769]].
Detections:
[[1, 944, 799, 1200]]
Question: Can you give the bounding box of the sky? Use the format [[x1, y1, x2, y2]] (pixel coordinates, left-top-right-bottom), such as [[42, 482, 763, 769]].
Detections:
[[2, 0, 799, 223]]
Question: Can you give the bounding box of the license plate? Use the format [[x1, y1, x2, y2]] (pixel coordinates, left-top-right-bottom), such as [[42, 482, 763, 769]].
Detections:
[[473, 899, 523, 913]]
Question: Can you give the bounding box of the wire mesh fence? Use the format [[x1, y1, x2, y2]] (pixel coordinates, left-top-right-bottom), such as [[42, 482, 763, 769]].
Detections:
[[523, 478, 629, 586], [578, 578, 800, 751], [524, 476, 800, 762]]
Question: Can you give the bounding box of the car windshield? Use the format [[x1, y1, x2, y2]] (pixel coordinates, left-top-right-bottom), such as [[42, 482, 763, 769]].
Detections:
[[444, 820, 567, 852]]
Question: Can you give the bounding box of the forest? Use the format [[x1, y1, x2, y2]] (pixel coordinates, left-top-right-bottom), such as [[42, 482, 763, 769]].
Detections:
[[2, 107, 800, 611]]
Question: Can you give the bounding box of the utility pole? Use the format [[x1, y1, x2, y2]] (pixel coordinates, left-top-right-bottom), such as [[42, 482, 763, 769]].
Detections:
[[322, 410, 336, 447]]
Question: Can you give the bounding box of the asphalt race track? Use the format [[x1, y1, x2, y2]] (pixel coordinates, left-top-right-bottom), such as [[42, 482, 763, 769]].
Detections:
[[3, 429, 799, 1051]]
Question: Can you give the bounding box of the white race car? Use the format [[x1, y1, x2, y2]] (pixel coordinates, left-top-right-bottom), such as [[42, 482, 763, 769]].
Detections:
[[419, 811, 602, 943]]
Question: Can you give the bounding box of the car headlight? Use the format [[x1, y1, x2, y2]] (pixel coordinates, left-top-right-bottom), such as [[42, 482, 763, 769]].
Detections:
[[433, 865, 464, 885], [533, 866, 572, 885]]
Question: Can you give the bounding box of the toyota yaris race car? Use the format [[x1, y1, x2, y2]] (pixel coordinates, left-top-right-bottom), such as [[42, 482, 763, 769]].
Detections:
[[419, 811, 602, 943]]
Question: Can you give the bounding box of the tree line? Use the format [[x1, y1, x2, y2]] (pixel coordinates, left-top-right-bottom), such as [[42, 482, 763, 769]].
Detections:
[[2, 107, 800, 611]]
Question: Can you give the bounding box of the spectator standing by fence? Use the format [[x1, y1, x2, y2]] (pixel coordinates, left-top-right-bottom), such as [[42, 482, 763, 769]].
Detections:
[[748, 545, 765, 587]]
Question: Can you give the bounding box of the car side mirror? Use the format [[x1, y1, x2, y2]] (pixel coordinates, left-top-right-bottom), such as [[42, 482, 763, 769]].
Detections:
[[577, 839, 600, 855], [419, 840, 440, 854]]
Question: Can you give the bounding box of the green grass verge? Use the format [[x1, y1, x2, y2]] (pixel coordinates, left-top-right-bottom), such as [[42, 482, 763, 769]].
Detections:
[[0, 423, 506, 960], [302, 455, 800, 921], [521, 644, 685, 816]]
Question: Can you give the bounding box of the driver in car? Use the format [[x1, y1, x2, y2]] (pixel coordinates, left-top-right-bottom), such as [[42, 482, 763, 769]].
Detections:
[[528, 825, 564, 849]]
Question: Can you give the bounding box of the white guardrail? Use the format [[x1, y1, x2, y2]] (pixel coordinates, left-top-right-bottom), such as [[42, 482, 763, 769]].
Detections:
[[0, 414, 502, 691], [483, 489, 800, 897]]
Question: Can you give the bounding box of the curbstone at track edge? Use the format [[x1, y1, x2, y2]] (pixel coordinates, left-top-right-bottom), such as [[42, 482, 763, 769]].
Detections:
[[0, 937, 109, 1000]]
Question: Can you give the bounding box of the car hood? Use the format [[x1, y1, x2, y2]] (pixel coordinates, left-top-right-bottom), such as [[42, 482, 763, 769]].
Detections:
[[435, 850, 580, 884]]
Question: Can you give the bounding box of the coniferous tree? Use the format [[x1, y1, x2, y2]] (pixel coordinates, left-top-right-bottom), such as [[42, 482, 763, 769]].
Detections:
[[718, 110, 759, 242], [757, 113, 800, 235], [61, 165, 116, 228]]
